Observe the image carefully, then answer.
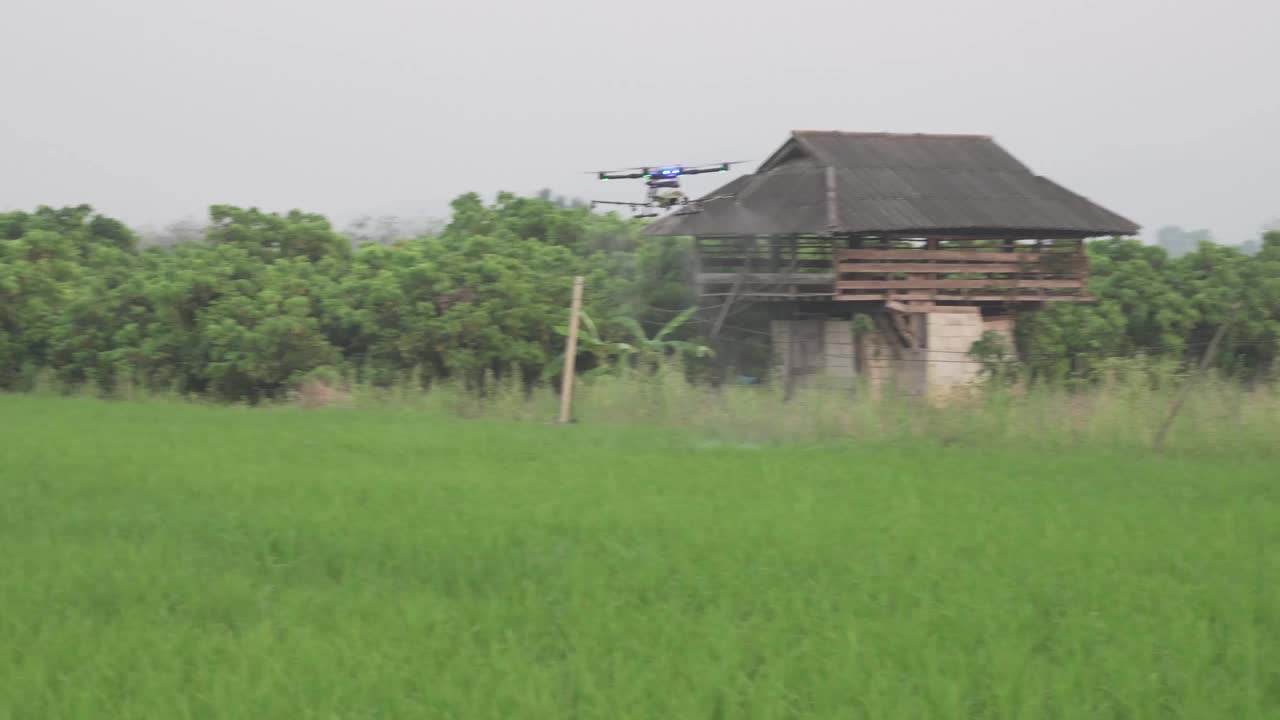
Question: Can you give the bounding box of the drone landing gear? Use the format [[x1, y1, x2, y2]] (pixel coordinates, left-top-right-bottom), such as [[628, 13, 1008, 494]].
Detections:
[[589, 200, 661, 218]]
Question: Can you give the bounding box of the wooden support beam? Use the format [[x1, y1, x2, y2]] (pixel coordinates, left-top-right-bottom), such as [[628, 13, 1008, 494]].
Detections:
[[837, 279, 1084, 290], [872, 312, 905, 359], [836, 293, 1093, 302], [692, 237, 703, 298], [836, 249, 1038, 263], [853, 233, 1094, 242], [789, 235, 799, 300], [709, 271, 746, 340], [698, 272, 835, 285], [886, 305, 920, 351], [700, 258, 834, 269], [889, 312, 915, 352], [699, 292, 836, 298], [837, 262, 1030, 274], [885, 301, 980, 314]]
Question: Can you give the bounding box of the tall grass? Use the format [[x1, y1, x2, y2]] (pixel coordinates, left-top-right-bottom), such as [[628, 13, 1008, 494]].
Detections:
[[1, 394, 1277, 718], [21, 356, 1280, 454], [342, 362, 1280, 456]]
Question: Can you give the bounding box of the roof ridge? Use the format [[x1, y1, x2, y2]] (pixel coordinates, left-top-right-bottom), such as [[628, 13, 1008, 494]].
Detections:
[[792, 130, 994, 140]]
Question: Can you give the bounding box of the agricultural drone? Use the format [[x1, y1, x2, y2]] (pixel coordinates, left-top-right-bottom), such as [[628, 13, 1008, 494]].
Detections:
[[588, 161, 746, 218]]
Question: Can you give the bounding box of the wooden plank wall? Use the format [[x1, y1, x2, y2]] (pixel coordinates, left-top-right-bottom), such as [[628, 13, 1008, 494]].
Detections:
[[833, 239, 1089, 302], [694, 236, 1091, 303]]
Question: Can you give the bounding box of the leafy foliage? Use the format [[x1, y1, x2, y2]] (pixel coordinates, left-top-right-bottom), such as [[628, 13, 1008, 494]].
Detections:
[[2, 197, 1278, 401], [0, 197, 697, 401], [1018, 234, 1280, 382], [614, 307, 714, 370]]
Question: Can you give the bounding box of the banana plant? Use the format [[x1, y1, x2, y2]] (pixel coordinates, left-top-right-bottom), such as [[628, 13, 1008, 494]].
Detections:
[[542, 307, 713, 380], [541, 310, 633, 380], [614, 306, 714, 369]]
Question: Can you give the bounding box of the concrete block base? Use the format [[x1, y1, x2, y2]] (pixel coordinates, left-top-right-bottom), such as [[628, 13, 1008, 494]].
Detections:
[[770, 310, 1015, 400]]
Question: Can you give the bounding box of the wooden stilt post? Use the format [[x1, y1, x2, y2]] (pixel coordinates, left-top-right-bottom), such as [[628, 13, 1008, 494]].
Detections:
[[850, 315, 866, 397], [782, 326, 796, 403], [710, 269, 745, 340], [558, 276, 585, 424]]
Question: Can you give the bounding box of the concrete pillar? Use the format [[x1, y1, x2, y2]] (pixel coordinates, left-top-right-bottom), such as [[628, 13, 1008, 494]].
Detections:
[[924, 311, 984, 400], [769, 312, 1014, 400], [923, 311, 1017, 401]]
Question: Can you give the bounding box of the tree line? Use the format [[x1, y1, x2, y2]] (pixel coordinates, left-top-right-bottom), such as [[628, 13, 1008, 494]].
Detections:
[[1, 194, 1277, 401]]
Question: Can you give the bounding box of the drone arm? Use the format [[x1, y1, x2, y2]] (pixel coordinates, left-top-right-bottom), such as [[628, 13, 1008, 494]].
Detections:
[[598, 171, 648, 180], [679, 164, 732, 176]]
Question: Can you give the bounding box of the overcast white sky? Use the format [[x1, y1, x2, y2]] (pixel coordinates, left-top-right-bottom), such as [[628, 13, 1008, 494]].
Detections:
[[2, 0, 1277, 242]]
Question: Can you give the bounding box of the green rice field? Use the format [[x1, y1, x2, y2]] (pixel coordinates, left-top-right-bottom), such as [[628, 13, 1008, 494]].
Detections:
[[2, 394, 1277, 718]]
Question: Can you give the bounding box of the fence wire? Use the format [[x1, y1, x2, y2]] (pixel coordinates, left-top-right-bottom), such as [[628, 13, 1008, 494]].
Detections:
[[627, 315, 1274, 368]]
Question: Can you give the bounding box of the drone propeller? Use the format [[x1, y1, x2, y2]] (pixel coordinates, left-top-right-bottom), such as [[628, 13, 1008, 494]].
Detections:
[[581, 166, 651, 174], [587, 159, 752, 181], [695, 160, 750, 168], [672, 193, 737, 215]]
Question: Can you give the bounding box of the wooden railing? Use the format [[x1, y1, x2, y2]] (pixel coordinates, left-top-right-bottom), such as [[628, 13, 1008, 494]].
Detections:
[[834, 247, 1089, 302], [693, 238, 1091, 303], [695, 236, 838, 299]]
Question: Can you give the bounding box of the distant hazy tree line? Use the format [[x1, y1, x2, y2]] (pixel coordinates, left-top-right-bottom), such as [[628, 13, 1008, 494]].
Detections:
[[1, 195, 1278, 401], [1155, 221, 1278, 259]]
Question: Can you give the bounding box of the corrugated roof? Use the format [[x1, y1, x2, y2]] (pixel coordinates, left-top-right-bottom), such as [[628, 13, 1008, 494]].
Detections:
[[644, 131, 1139, 237]]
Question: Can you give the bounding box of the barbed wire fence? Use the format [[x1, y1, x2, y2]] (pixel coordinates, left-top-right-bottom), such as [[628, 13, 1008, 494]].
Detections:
[[536, 280, 1280, 449], [601, 295, 1278, 399]]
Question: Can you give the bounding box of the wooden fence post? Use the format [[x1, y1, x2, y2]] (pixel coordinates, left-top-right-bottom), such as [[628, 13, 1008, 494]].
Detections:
[[558, 276, 585, 424]]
